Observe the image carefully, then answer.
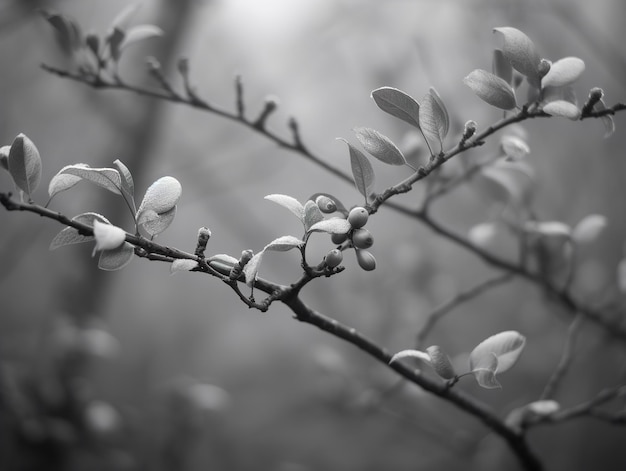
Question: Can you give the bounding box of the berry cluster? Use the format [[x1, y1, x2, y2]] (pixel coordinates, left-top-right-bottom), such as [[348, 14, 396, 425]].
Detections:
[[324, 206, 376, 271]]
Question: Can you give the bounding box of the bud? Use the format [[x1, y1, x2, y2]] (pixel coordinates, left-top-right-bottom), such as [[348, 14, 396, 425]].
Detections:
[[324, 249, 343, 268], [315, 195, 337, 214], [537, 58, 551, 79], [426, 346, 456, 380], [355, 249, 376, 271], [461, 120, 477, 144], [195, 226, 211, 257]]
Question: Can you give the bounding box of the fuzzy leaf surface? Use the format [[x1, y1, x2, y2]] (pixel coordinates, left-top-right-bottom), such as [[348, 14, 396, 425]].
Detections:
[[354, 127, 406, 166], [264, 194, 305, 222], [389, 349, 431, 364], [98, 242, 134, 271], [308, 218, 352, 235], [543, 100, 581, 120], [303, 200, 325, 232], [264, 235, 304, 252], [49, 212, 110, 250], [8, 134, 42, 197], [572, 214, 607, 244], [59, 164, 122, 195], [419, 87, 449, 153], [113, 159, 135, 200], [493, 27, 541, 82], [464, 69, 517, 110], [371, 87, 420, 128], [140, 206, 176, 237], [340, 139, 375, 199], [137, 176, 181, 215], [470, 330, 526, 376], [541, 57, 585, 89], [170, 259, 199, 274]]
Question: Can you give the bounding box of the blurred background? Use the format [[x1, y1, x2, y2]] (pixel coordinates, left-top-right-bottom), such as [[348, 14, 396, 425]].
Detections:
[[1, 0, 625, 470]]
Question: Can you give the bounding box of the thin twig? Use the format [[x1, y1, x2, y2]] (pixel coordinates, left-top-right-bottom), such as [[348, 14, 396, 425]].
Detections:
[[540, 313, 584, 400], [416, 272, 514, 349]]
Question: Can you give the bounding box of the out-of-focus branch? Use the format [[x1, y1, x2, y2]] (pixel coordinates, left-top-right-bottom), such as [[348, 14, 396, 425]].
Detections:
[[416, 272, 514, 349]]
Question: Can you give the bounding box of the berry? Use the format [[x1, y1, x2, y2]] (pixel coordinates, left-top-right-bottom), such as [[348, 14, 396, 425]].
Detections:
[[355, 249, 376, 271], [347, 207, 369, 229], [315, 195, 337, 214], [331, 232, 348, 245], [324, 249, 343, 268], [351, 228, 374, 249]]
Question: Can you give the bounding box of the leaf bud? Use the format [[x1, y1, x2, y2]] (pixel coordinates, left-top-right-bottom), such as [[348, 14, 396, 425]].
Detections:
[[461, 120, 477, 144], [351, 228, 374, 249], [537, 58, 551, 79], [195, 226, 211, 257], [315, 195, 337, 214], [324, 248, 343, 268], [355, 249, 376, 271], [347, 206, 369, 229], [426, 346, 456, 380]]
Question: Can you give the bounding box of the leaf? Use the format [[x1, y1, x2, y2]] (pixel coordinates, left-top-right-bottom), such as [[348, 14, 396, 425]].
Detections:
[[48, 163, 90, 199], [110, 3, 140, 32], [572, 214, 607, 244], [470, 330, 526, 377], [49, 212, 110, 250], [170, 259, 199, 274], [264, 194, 305, 223], [339, 139, 375, 199], [541, 57, 585, 89], [140, 206, 176, 237], [137, 176, 182, 215], [389, 349, 431, 364], [426, 346, 456, 380], [506, 400, 560, 430], [500, 135, 530, 160], [120, 25, 163, 51], [106, 27, 125, 62], [492, 49, 513, 84], [303, 200, 324, 232], [471, 352, 501, 389], [243, 251, 263, 286], [542, 100, 581, 120], [464, 69, 517, 110], [371, 87, 421, 128], [354, 127, 406, 166], [8, 133, 42, 198], [208, 254, 239, 267], [419, 87, 449, 153], [594, 99, 615, 138], [308, 218, 352, 235], [468, 222, 499, 248], [93, 220, 127, 253], [493, 27, 541, 82], [263, 235, 304, 252], [98, 242, 134, 271], [480, 160, 534, 204], [58, 164, 122, 195], [524, 221, 572, 239], [41, 11, 82, 54], [113, 159, 135, 201], [0, 145, 9, 171]]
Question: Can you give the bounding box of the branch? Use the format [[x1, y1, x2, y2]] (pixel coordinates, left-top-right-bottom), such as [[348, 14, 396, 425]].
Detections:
[[282, 294, 544, 471]]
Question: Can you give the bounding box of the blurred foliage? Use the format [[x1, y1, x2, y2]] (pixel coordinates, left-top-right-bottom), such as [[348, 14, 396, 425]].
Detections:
[[1, 1, 625, 470]]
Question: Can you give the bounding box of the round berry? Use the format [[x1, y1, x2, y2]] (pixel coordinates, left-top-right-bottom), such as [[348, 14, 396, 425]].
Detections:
[[315, 195, 337, 214], [351, 228, 374, 249], [324, 249, 343, 268], [331, 232, 348, 245], [355, 249, 376, 271], [347, 207, 369, 229]]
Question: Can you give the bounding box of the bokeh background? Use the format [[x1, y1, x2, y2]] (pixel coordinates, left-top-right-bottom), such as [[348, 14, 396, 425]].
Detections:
[[1, 1, 625, 470]]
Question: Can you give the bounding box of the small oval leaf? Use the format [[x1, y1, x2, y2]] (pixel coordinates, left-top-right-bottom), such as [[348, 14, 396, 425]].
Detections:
[[470, 330, 526, 376], [572, 214, 607, 244], [542, 100, 581, 120], [264, 235, 304, 252], [493, 27, 541, 82], [48, 163, 91, 199], [426, 345, 456, 380], [170, 259, 198, 274], [419, 87, 449, 153], [113, 159, 135, 200], [471, 352, 501, 389], [371, 87, 421, 128], [243, 251, 264, 286], [492, 49, 513, 84], [541, 57, 585, 89], [138, 176, 182, 215], [264, 194, 305, 222], [140, 206, 176, 237], [303, 200, 325, 232], [120, 24, 163, 51], [339, 139, 375, 199], [389, 349, 431, 364], [8, 133, 42, 198], [524, 221, 572, 239], [98, 242, 134, 271], [59, 164, 122, 195], [500, 135, 530, 160], [308, 218, 352, 235], [464, 69, 517, 110], [93, 220, 127, 253], [49, 212, 111, 250], [354, 127, 406, 166]]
